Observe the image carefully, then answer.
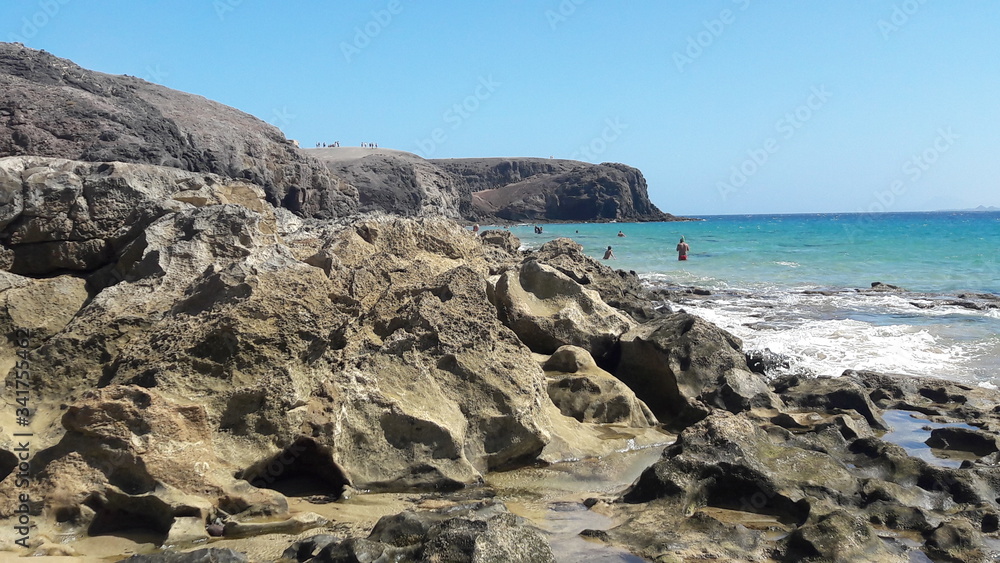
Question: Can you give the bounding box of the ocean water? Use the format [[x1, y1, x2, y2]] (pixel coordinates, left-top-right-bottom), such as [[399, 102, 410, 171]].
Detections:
[[503, 212, 1000, 388]]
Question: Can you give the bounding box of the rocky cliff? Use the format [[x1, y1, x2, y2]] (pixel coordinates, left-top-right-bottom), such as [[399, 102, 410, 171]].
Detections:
[[306, 147, 463, 219], [435, 158, 680, 223], [0, 43, 356, 219], [1, 42, 681, 225]]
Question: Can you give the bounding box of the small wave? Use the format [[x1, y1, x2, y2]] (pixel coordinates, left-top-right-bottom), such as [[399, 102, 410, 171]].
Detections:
[[679, 293, 1000, 386], [774, 261, 800, 268]]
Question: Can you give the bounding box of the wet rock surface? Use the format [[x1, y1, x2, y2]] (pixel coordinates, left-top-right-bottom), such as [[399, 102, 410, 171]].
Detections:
[[591, 370, 1000, 562], [293, 501, 555, 563]]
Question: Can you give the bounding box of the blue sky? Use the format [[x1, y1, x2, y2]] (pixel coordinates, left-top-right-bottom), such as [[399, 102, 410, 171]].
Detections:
[[4, 1, 999, 215]]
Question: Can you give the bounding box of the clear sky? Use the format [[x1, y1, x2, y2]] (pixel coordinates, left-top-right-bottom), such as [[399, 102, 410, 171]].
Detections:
[[4, 1, 998, 216]]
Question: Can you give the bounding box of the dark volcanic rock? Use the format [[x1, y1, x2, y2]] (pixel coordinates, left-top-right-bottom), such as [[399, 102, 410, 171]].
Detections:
[[306, 147, 462, 218], [926, 427, 999, 457], [434, 157, 684, 223], [121, 548, 249, 563], [305, 501, 555, 563], [774, 373, 889, 431], [0, 43, 356, 218], [784, 510, 897, 562], [614, 312, 781, 428]]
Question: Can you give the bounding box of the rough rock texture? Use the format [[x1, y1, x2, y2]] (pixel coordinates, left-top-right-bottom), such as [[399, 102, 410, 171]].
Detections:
[[590, 370, 1000, 562], [434, 158, 682, 223], [624, 412, 854, 524], [306, 147, 463, 219], [531, 237, 664, 322], [0, 43, 356, 218], [543, 345, 657, 427], [0, 158, 667, 551], [121, 548, 250, 563], [614, 312, 782, 429], [492, 257, 636, 361], [290, 501, 555, 563], [14, 385, 288, 544], [0, 156, 278, 276]]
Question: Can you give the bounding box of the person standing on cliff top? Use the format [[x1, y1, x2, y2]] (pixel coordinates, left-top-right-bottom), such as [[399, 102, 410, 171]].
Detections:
[[676, 236, 690, 261]]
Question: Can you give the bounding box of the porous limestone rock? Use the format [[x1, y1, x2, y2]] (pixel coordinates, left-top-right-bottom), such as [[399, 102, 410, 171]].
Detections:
[[543, 345, 657, 427], [531, 237, 663, 322], [2, 161, 646, 545], [0, 156, 275, 276], [492, 257, 635, 361]]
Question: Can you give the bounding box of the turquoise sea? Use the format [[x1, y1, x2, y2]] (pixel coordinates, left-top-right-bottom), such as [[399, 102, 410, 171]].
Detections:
[[504, 212, 1000, 388]]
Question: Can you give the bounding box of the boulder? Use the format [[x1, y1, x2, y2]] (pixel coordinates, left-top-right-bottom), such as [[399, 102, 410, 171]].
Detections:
[[309, 501, 555, 563], [614, 312, 781, 429], [926, 519, 988, 563], [532, 237, 662, 321], [624, 412, 854, 526], [543, 346, 657, 427], [784, 510, 901, 562], [492, 257, 635, 360], [478, 228, 520, 255], [926, 427, 999, 457], [0, 156, 276, 276], [774, 374, 889, 431]]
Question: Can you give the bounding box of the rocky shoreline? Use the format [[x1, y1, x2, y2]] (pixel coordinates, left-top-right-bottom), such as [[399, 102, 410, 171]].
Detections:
[[1, 43, 999, 562], [2, 156, 999, 562]]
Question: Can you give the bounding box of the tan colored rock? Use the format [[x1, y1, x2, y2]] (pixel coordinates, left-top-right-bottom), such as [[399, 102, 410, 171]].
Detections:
[[543, 346, 657, 427], [0, 156, 272, 276], [493, 258, 635, 360], [3, 275, 88, 339]]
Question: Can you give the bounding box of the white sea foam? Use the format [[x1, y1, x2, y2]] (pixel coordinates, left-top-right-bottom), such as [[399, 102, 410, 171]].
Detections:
[[675, 290, 1000, 387]]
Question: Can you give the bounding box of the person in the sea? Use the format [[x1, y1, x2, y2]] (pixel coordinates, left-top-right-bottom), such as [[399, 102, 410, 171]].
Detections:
[[617, 230, 626, 237], [472, 224, 479, 234], [603, 246, 616, 260], [676, 236, 690, 261]]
